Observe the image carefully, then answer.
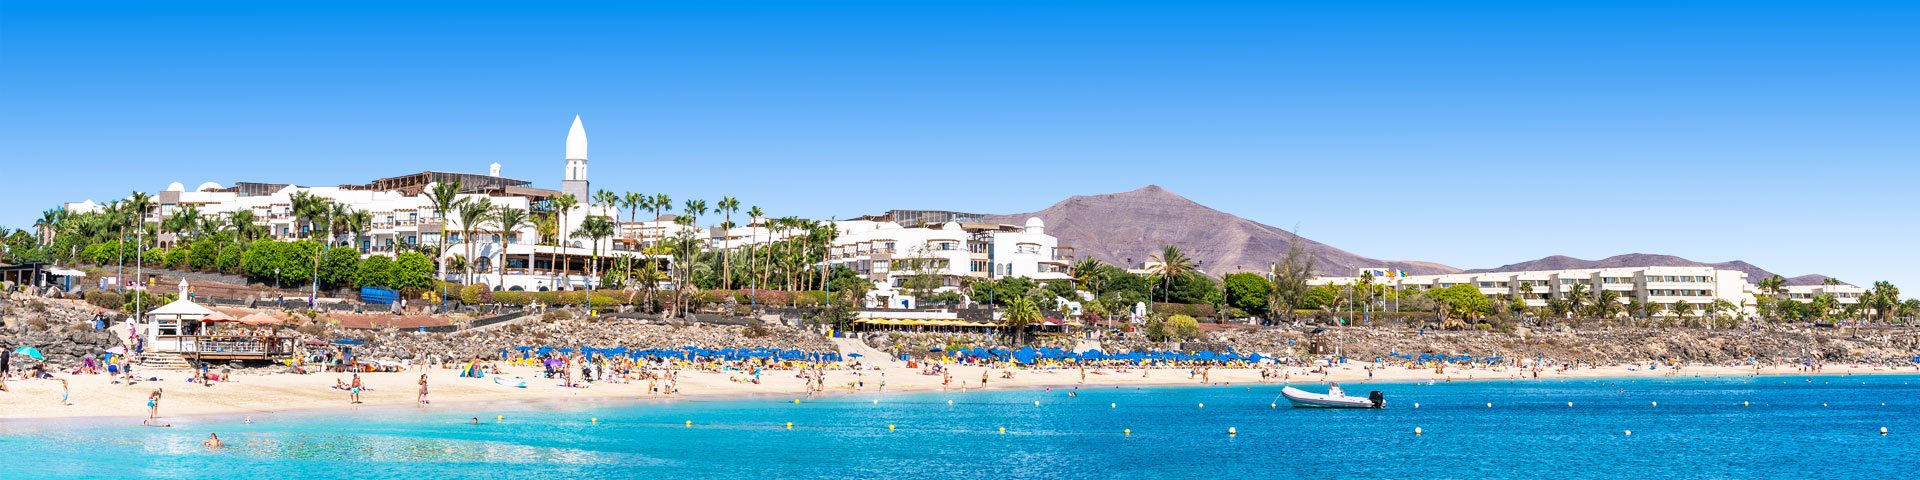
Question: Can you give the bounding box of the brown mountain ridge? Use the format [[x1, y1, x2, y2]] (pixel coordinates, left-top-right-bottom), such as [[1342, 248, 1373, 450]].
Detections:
[[983, 185, 1458, 277], [986, 186, 1838, 285]]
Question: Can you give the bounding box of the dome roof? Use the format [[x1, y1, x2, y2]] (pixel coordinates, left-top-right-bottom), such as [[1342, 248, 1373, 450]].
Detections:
[[195, 182, 223, 192], [165, 182, 186, 192], [1024, 217, 1044, 228]]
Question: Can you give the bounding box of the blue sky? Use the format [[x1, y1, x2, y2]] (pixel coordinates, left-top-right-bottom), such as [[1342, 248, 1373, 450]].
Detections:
[[2, 1, 1914, 288]]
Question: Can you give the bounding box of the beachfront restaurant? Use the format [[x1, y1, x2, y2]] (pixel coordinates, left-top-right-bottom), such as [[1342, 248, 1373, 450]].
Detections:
[[143, 298, 293, 361]]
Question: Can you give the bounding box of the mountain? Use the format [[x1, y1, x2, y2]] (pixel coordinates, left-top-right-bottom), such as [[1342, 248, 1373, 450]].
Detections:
[[982, 185, 1459, 277], [1465, 254, 1841, 286]]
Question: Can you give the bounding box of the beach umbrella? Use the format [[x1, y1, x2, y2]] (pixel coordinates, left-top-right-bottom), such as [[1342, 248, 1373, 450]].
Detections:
[[106, 346, 127, 355], [329, 339, 365, 346], [13, 347, 44, 360], [847, 353, 864, 358]]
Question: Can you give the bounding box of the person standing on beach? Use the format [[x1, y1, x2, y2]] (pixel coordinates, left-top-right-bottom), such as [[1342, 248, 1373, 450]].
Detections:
[[417, 374, 429, 405], [58, 378, 69, 405], [147, 388, 163, 420], [349, 373, 363, 404]]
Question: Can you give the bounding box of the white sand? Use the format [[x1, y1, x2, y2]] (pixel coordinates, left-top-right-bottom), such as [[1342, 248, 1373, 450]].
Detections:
[[3, 360, 1911, 423]]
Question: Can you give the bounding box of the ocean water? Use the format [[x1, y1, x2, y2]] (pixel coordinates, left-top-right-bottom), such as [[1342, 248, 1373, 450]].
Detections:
[[7, 375, 1918, 479]]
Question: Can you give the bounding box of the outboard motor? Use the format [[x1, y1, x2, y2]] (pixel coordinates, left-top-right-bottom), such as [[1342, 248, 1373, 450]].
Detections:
[[1368, 391, 1385, 408]]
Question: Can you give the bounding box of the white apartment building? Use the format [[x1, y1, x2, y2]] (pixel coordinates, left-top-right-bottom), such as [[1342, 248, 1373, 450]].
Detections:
[[821, 216, 1073, 308], [66, 116, 639, 292], [1312, 266, 1758, 316], [1781, 284, 1867, 305]]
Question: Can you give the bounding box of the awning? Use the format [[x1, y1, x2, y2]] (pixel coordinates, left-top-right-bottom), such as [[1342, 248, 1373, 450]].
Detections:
[[48, 268, 86, 277], [235, 312, 285, 325], [146, 298, 217, 317]]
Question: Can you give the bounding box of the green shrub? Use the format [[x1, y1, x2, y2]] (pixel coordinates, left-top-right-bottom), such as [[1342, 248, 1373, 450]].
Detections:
[[460, 283, 487, 304], [354, 255, 392, 288], [494, 291, 530, 306], [1169, 314, 1200, 339], [164, 246, 189, 269], [216, 244, 244, 273], [188, 241, 218, 271], [85, 290, 125, 311]]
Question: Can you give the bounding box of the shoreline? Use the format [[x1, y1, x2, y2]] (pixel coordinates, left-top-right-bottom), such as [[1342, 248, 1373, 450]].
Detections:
[[5, 361, 1915, 428]]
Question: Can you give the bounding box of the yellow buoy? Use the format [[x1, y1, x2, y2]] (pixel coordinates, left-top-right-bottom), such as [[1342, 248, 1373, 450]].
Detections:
[[497, 415, 504, 420], [786, 422, 793, 428], [998, 427, 1006, 433], [794, 399, 800, 404], [1487, 402, 1493, 408], [1567, 402, 1574, 407], [1124, 429, 1131, 435], [1198, 403, 1205, 408], [591, 418, 598, 423], [888, 424, 895, 430], [1227, 427, 1237, 435], [685, 420, 692, 426], [1743, 401, 1749, 406], [1034, 400, 1041, 406], [1414, 427, 1423, 435], [1270, 404, 1276, 409]]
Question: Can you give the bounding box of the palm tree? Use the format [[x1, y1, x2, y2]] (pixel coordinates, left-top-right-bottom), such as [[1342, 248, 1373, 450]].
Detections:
[[35, 209, 61, 246], [1564, 283, 1590, 317], [746, 206, 764, 293], [1758, 274, 1787, 298], [633, 260, 667, 312], [1671, 300, 1694, 322], [717, 196, 740, 289], [1070, 257, 1107, 294], [593, 190, 620, 227], [1003, 295, 1042, 345], [455, 197, 494, 285], [549, 193, 580, 290], [123, 191, 155, 308], [1594, 289, 1621, 318], [424, 180, 467, 285], [651, 193, 672, 221], [227, 210, 261, 243], [1148, 245, 1194, 305], [343, 209, 372, 253], [578, 216, 616, 290], [623, 192, 645, 224], [492, 206, 532, 289]]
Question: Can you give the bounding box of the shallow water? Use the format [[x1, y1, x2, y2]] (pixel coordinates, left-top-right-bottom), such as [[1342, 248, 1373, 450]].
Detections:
[[7, 375, 1918, 479]]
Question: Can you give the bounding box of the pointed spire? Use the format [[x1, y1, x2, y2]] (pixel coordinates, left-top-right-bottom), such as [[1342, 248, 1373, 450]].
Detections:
[[565, 115, 587, 160]]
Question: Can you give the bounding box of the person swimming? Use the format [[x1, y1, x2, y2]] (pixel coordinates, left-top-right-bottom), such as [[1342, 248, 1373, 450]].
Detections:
[[202, 433, 225, 448]]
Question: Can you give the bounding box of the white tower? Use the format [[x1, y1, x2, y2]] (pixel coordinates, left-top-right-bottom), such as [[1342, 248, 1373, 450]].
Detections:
[[561, 115, 589, 200]]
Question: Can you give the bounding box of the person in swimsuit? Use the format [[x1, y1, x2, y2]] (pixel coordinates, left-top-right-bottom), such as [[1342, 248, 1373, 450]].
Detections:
[[349, 374, 363, 404], [202, 433, 225, 448], [148, 388, 163, 420], [59, 378, 69, 405], [417, 374, 429, 405]]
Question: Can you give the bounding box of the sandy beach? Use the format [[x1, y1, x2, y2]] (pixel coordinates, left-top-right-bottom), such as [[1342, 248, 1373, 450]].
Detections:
[[4, 359, 1914, 423]]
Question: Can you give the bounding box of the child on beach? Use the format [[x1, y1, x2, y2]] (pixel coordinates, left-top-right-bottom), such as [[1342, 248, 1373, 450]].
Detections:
[[417, 374, 429, 405]]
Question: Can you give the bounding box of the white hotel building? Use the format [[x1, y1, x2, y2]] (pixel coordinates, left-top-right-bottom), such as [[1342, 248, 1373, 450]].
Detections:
[[819, 213, 1073, 308], [1312, 266, 1764, 315], [66, 116, 632, 292]]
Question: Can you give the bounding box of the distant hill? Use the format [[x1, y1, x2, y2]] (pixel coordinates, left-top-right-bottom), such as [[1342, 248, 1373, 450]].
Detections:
[[1466, 254, 1841, 286], [983, 185, 1459, 277]]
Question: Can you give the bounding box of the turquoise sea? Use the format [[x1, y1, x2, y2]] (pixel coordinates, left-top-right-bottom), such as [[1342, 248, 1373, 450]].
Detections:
[[7, 375, 1918, 479]]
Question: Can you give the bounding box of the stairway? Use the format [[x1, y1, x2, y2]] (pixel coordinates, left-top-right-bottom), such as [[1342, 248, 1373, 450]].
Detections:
[[137, 352, 193, 371]]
